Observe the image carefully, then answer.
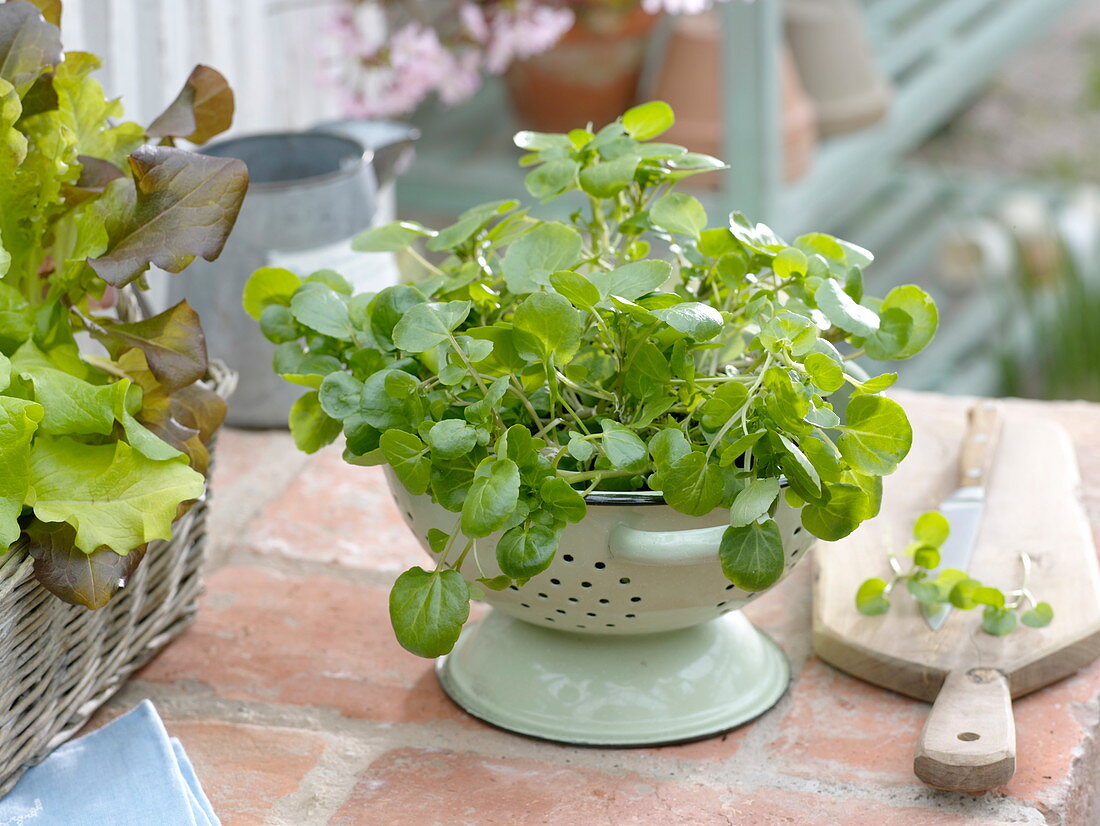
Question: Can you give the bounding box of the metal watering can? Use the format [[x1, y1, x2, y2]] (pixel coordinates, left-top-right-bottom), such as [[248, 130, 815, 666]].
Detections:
[[169, 121, 418, 428]]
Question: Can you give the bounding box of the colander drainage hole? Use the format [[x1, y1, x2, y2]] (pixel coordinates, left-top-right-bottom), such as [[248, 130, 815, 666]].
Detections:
[[625, 613, 636, 618], [555, 609, 566, 615], [594, 562, 606, 570], [581, 581, 592, 588], [405, 511, 413, 521], [521, 603, 531, 608], [586, 612, 597, 617], [508, 585, 519, 591], [568, 597, 578, 603], [725, 584, 736, 591], [545, 617, 555, 622], [598, 599, 610, 605], [605, 623, 616, 628], [630, 596, 641, 603], [793, 526, 802, 535], [576, 625, 586, 629], [563, 554, 574, 562], [619, 577, 631, 585], [550, 578, 560, 585], [538, 593, 549, 599], [716, 601, 728, 608]]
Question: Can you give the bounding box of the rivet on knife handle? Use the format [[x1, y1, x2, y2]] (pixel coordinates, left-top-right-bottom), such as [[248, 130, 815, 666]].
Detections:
[[957, 401, 1002, 490]]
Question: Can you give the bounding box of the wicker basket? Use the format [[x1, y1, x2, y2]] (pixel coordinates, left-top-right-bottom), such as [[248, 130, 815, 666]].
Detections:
[[0, 314, 235, 797]]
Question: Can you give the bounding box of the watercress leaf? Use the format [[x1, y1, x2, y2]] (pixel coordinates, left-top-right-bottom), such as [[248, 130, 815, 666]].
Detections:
[[650, 192, 706, 238], [496, 519, 561, 579], [624, 341, 670, 401], [389, 567, 470, 658], [514, 131, 572, 151], [778, 433, 821, 499], [287, 391, 342, 453], [0, 396, 42, 546], [913, 546, 941, 569], [91, 300, 208, 391], [426, 418, 477, 460], [27, 521, 146, 610], [814, 278, 879, 337], [89, 146, 247, 287], [622, 100, 674, 140], [718, 429, 765, 468], [864, 284, 938, 361], [658, 451, 722, 516], [907, 577, 941, 605], [290, 285, 355, 341], [972, 586, 1005, 608], [1021, 602, 1054, 628], [913, 510, 950, 548], [700, 380, 748, 429], [280, 353, 343, 388], [648, 427, 691, 470], [801, 482, 874, 540], [837, 394, 913, 476], [982, 606, 1018, 637], [526, 158, 579, 200], [729, 477, 780, 527], [854, 373, 898, 395], [380, 428, 431, 495], [568, 433, 595, 462], [652, 302, 723, 340], [772, 247, 808, 279], [550, 270, 601, 311], [259, 304, 299, 343], [599, 419, 647, 472], [476, 574, 513, 591], [146, 64, 234, 144], [805, 406, 840, 429], [392, 300, 471, 353], [242, 266, 302, 321], [591, 259, 670, 301], [502, 221, 583, 294], [728, 212, 785, 255], [305, 269, 353, 295], [426, 200, 515, 252], [948, 577, 982, 609], [461, 457, 521, 538], [579, 155, 638, 198], [539, 477, 586, 523], [758, 310, 817, 356], [719, 519, 785, 591], [512, 292, 583, 363], [352, 220, 436, 252], [369, 284, 426, 350], [426, 528, 449, 555], [318, 372, 364, 421], [803, 351, 844, 393], [855, 578, 891, 615], [27, 436, 204, 553]]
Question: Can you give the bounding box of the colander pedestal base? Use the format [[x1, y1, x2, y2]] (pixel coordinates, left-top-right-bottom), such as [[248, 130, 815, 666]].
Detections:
[[436, 608, 789, 746]]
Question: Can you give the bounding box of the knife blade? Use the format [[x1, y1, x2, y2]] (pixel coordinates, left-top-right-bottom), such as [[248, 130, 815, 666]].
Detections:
[[920, 402, 1001, 631]]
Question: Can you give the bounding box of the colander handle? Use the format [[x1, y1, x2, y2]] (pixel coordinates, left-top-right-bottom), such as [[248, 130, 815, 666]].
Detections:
[[608, 523, 727, 566]]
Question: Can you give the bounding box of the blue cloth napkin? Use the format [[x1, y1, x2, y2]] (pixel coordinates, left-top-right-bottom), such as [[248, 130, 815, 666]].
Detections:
[[0, 700, 219, 826]]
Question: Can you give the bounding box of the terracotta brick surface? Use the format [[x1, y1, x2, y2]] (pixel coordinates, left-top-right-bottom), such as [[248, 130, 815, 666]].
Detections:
[[239, 446, 428, 572], [102, 394, 1100, 825], [136, 565, 472, 725]]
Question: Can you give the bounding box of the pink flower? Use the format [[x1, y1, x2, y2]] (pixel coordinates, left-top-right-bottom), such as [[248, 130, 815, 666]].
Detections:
[[484, 0, 574, 73], [460, 3, 490, 43]]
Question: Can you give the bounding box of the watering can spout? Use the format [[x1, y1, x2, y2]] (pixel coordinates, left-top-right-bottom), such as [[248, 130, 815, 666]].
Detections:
[[311, 119, 419, 188]]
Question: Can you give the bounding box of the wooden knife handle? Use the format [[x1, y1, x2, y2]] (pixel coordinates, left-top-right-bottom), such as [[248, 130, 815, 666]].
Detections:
[[914, 667, 1016, 793], [957, 401, 1001, 489]]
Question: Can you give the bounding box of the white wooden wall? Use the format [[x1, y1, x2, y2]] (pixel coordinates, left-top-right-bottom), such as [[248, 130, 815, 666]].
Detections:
[[60, 0, 348, 134]]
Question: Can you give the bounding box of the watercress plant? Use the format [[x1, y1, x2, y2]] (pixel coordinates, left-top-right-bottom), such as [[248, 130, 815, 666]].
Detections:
[[856, 510, 1053, 636], [0, 1, 247, 608], [245, 101, 938, 657]]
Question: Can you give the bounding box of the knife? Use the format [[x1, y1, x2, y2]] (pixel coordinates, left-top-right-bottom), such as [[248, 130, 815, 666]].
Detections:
[[921, 401, 1002, 631]]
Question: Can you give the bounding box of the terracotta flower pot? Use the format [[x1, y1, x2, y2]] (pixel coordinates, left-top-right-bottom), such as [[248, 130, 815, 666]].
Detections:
[[785, 0, 892, 136], [652, 11, 819, 184], [505, 6, 659, 132]]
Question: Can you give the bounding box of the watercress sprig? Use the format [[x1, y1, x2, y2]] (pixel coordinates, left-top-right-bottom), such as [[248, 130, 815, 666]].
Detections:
[[856, 510, 1054, 635], [245, 101, 939, 657]]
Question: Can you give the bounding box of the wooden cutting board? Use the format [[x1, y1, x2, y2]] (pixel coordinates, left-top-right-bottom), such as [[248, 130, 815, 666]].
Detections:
[[813, 397, 1100, 793]]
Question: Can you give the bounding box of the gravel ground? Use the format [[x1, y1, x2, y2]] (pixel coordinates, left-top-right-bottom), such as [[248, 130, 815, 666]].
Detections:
[[914, 2, 1100, 182]]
